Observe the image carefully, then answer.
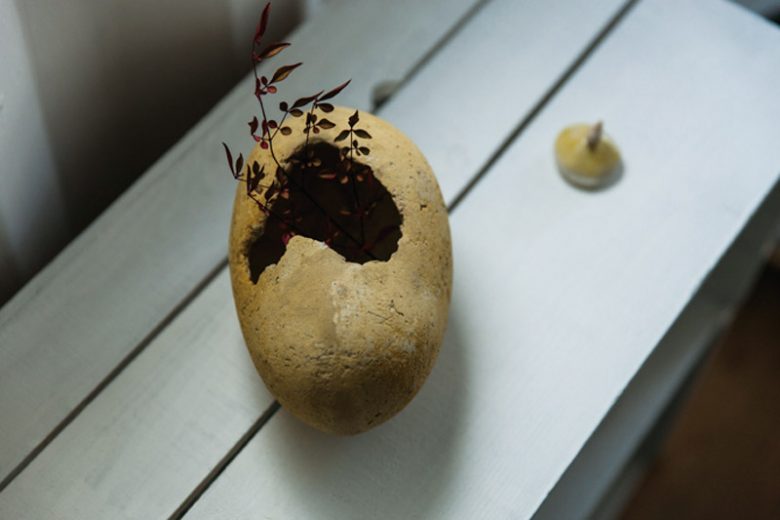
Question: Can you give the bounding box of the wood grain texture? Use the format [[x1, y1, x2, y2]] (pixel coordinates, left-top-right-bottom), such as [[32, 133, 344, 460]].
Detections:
[[0, 0, 628, 517], [185, 1, 780, 518], [0, 0, 486, 484]]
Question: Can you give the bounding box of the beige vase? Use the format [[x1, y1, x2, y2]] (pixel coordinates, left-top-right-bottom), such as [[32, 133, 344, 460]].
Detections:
[[229, 106, 452, 434]]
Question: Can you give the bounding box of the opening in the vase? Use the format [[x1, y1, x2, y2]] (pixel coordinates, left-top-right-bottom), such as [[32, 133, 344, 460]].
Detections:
[[247, 142, 402, 282]]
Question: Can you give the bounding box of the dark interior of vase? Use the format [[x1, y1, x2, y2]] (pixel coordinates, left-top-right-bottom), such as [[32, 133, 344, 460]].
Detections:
[[247, 142, 402, 282]]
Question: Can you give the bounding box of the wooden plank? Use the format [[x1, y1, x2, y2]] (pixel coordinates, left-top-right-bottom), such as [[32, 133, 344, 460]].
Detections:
[[0, 0, 487, 485], [1, 272, 271, 520], [0, 0, 628, 517], [383, 0, 631, 205], [534, 182, 780, 520], [183, 1, 780, 518]]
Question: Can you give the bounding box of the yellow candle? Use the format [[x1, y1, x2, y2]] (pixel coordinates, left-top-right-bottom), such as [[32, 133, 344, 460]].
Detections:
[[555, 121, 621, 189]]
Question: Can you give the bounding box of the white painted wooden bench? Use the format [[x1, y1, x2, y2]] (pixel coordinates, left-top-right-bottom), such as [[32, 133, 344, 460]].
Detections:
[[1, 0, 779, 518]]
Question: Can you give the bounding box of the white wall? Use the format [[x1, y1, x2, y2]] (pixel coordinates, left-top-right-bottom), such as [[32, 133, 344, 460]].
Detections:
[[0, 0, 307, 304], [0, 0, 67, 302]]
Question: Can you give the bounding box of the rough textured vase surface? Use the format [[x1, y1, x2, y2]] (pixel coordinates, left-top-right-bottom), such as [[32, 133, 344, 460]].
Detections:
[[229, 106, 452, 434]]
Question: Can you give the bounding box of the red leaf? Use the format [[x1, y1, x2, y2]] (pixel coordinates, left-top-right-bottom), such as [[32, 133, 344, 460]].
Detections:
[[266, 85, 277, 94], [319, 79, 351, 101], [246, 160, 260, 193], [292, 91, 323, 108], [248, 116, 259, 135], [235, 153, 244, 176], [222, 143, 235, 176], [348, 110, 359, 127], [318, 171, 337, 180], [260, 141, 269, 149], [254, 3, 271, 43], [316, 118, 335, 129], [271, 62, 302, 83], [259, 42, 290, 59]]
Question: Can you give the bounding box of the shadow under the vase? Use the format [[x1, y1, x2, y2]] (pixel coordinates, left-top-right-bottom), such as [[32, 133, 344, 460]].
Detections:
[[268, 295, 471, 519]]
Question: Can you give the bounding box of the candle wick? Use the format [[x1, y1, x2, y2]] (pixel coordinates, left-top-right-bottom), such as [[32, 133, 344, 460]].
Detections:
[[586, 121, 603, 151]]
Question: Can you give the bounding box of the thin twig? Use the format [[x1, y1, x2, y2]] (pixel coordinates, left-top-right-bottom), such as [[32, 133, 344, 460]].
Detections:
[[586, 121, 603, 151], [347, 126, 366, 245], [250, 55, 374, 258]]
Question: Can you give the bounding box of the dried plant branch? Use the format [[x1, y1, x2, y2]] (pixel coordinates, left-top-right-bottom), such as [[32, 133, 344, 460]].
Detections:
[[222, 2, 398, 270]]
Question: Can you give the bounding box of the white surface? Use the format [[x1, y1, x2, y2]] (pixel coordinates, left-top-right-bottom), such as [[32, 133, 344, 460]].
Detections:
[[0, 0, 484, 485], [186, 0, 780, 518], [0, 0, 627, 516], [382, 0, 615, 204], [1, 273, 270, 519], [534, 183, 780, 520]]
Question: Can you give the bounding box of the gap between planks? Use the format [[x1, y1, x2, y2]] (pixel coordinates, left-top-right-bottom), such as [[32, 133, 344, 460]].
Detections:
[[0, 260, 227, 494], [0, 0, 495, 497], [447, 0, 640, 212], [168, 401, 282, 520], [168, 2, 641, 514]]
